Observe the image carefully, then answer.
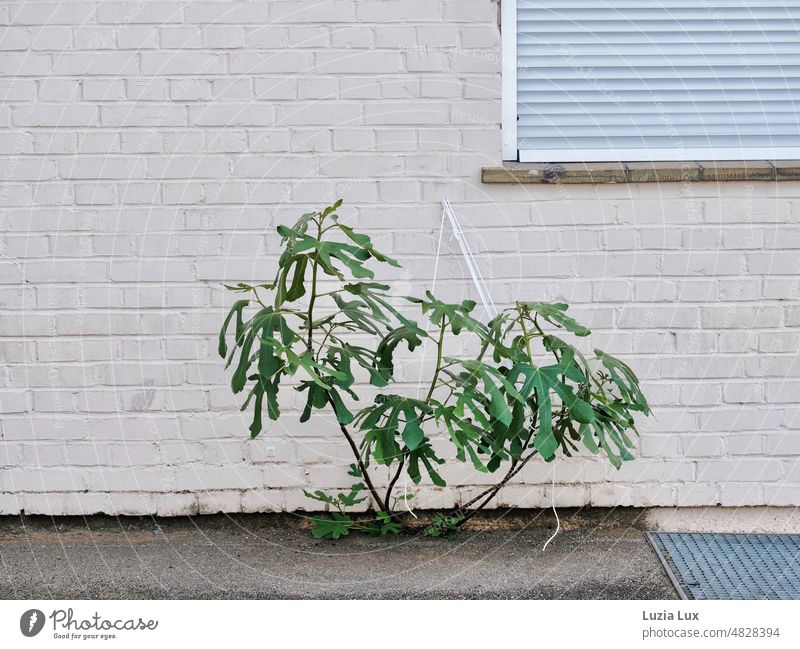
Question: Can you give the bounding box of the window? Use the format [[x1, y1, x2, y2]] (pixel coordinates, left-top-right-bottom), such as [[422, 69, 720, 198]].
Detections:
[[502, 0, 800, 162]]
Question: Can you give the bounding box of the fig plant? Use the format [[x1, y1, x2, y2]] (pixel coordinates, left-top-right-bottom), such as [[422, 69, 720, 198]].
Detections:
[[219, 200, 650, 539]]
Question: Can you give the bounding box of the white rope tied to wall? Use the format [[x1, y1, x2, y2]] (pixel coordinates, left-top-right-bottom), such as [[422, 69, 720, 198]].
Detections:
[[441, 197, 498, 319], [407, 198, 559, 550]]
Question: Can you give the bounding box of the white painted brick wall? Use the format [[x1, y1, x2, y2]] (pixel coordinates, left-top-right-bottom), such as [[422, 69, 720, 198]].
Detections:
[[1, 0, 799, 515]]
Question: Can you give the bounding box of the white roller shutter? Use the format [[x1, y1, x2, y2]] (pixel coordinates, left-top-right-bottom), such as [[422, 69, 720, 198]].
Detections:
[[505, 0, 800, 162]]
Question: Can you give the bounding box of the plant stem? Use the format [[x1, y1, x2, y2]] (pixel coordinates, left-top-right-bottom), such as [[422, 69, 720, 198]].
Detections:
[[338, 421, 386, 514], [453, 414, 548, 525], [456, 448, 540, 525], [328, 397, 387, 514], [306, 251, 320, 352], [423, 321, 446, 403], [383, 454, 406, 512], [518, 307, 533, 359], [315, 325, 336, 363]]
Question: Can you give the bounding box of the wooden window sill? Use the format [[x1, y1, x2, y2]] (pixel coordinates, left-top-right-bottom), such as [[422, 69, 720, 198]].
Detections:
[[481, 161, 800, 184]]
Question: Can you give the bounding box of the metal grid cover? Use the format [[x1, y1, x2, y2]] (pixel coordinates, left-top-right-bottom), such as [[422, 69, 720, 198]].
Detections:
[[647, 532, 800, 600]]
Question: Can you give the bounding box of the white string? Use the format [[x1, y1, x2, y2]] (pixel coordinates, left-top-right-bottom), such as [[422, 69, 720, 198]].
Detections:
[[405, 198, 562, 541], [441, 197, 498, 318], [402, 203, 448, 517], [444, 198, 561, 548], [542, 461, 560, 551]]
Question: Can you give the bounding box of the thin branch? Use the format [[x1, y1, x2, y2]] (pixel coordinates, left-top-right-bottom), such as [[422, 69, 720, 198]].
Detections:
[[383, 454, 406, 512], [423, 321, 446, 403], [337, 421, 387, 514], [326, 392, 386, 514], [457, 448, 540, 525], [454, 413, 547, 521], [306, 259, 320, 352]]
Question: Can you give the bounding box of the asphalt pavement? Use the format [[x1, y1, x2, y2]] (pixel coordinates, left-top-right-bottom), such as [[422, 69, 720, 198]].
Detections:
[[0, 508, 677, 599]]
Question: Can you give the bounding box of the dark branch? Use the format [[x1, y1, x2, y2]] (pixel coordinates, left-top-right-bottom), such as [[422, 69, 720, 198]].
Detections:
[[334, 417, 387, 514], [383, 454, 406, 512], [457, 448, 539, 525]]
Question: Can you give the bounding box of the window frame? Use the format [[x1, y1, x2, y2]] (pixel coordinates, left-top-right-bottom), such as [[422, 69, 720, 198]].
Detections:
[[501, 0, 518, 161], [500, 0, 800, 164]]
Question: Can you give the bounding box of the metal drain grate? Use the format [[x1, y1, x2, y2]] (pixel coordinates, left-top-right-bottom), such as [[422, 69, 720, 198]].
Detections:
[[647, 532, 800, 600]]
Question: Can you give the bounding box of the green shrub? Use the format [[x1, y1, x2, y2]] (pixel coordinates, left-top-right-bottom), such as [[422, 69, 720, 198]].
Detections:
[[220, 200, 650, 538]]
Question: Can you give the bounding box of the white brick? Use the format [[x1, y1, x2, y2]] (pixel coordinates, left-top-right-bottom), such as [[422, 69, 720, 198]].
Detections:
[[211, 78, 252, 100], [15, 105, 98, 127], [274, 1, 356, 23], [764, 484, 800, 507], [724, 382, 764, 404], [0, 390, 30, 415], [364, 102, 448, 125], [727, 434, 765, 455], [190, 104, 276, 127], [240, 489, 282, 513], [75, 184, 116, 205], [126, 78, 169, 100], [701, 306, 783, 329], [117, 27, 160, 49], [83, 79, 126, 100], [198, 490, 242, 514], [682, 435, 724, 457], [51, 52, 138, 76], [96, 4, 180, 25], [230, 50, 314, 74], [758, 332, 798, 353], [185, 2, 269, 24], [102, 104, 185, 127], [38, 79, 81, 101], [697, 460, 781, 482], [676, 483, 719, 506], [170, 79, 211, 100], [76, 132, 121, 153]]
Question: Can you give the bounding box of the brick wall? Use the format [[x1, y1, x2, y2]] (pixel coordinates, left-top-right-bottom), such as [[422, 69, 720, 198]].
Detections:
[[1, 0, 798, 515]]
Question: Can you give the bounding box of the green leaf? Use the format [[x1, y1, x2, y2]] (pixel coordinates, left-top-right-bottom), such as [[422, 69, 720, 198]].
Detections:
[[230, 308, 283, 392], [362, 512, 402, 536], [218, 299, 249, 358], [291, 351, 333, 389], [523, 302, 591, 337], [264, 377, 280, 421], [409, 291, 488, 337], [332, 295, 384, 336], [375, 325, 423, 381], [551, 382, 595, 424], [343, 282, 390, 296], [328, 388, 354, 425], [246, 381, 264, 438], [223, 282, 273, 293], [425, 513, 464, 538], [321, 241, 376, 279], [310, 513, 352, 540], [401, 412, 424, 450], [408, 444, 446, 487], [337, 483, 367, 507], [345, 344, 389, 387], [324, 347, 355, 391], [320, 199, 343, 219], [337, 224, 400, 268], [303, 489, 336, 505], [283, 254, 309, 302], [595, 349, 651, 414], [579, 423, 600, 454]]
